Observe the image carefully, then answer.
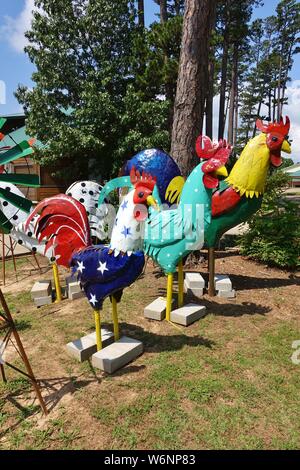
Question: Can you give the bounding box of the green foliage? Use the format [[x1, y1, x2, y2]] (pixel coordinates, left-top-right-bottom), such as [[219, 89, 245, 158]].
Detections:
[[240, 170, 300, 269], [15, 0, 171, 182]]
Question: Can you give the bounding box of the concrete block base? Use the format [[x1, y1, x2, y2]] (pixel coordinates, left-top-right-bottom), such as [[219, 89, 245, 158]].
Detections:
[[66, 329, 114, 362], [144, 297, 175, 321], [185, 272, 205, 289], [31, 280, 52, 300], [214, 274, 232, 292], [69, 291, 85, 301], [218, 289, 236, 299], [170, 303, 206, 326], [184, 280, 204, 298], [92, 336, 143, 374], [34, 295, 53, 307]]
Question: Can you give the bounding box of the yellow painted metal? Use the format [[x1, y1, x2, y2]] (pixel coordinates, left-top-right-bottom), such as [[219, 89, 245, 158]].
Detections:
[[178, 260, 184, 308], [111, 296, 120, 341], [52, 263, 62, 302], [94, 310, 102, 351], [166, 273, 173, 322]]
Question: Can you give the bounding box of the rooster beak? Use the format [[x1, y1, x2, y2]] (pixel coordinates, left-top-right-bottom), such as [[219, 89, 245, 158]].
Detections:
[[282, 139, 291, 154], [215, 166, 228, 178], [146, 195, 160, 211]]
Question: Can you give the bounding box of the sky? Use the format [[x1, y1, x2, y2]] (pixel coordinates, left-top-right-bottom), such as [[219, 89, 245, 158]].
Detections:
[[0, 0, 299, 160]]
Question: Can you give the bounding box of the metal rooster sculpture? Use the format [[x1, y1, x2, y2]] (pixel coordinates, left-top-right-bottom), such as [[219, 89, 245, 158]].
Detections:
[[25, 169, 158, 351], [144, 137, 231, 320], [205, 116, 291, 295]]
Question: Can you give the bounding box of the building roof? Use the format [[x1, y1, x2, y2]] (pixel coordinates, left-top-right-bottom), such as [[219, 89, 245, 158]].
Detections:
[[1, 116, 44, 150], [283, 163, 300, 178]]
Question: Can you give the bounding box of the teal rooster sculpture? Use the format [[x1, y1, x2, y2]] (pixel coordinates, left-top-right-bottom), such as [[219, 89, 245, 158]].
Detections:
[[144, 136, 231, 320]]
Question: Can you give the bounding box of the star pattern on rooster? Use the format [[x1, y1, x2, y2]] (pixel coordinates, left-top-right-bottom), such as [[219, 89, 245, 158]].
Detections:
[[97, 261, 109, 275], [121, 226, 132, 238], [121, 200, 128, 210], [89, 293, 97, 307], [77, 261, 85, 273]]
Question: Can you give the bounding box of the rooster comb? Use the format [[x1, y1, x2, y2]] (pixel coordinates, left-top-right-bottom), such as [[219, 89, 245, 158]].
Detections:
[[196, 135, 232, 161], [130, 166, 157, 191], [256, 116, 290, 136]]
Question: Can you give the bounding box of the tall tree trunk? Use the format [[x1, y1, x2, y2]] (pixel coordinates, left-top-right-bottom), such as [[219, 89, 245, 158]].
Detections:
[[218, 2, 230, 140], [272, 88, 276, 122], [233, 90, 239, 147], [227, 44, 238, 145], [137, 0, 145, 28], [206, 60, 214, 139], [171, 0, 217, 176], [159, 0, 174, 130], [205, 4, 217, 140], [174, 0, 181, 16], [281, 44, 293, 116], [277, 55, 283, 121], [160, 0, 168, 23]]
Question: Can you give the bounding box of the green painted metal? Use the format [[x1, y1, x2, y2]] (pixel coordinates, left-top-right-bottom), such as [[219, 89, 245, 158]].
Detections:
[[0, 174, 40, 187], [144, 162, 212, 274], [0, 210, 13, 234], [98, 176, 133, 205], [205, 180, 263, 247], [0, 118, 6, 131], [98, 176, 161, 207], [0, 187, 33, 213], [0, 141, 34, 166]]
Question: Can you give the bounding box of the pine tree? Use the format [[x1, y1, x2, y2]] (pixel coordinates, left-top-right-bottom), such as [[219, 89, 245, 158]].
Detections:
[[171, 0, 217, 176]]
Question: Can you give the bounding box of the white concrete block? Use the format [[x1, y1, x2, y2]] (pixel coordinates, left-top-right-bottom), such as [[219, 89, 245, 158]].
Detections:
[[185, 273, 205, 289], [184, 280, 204, 298], [66, 329, 114, 362], [69, 291, 85, 300], [92, 336, 143, 374], [69, 282, 81, 292], [217, 289, 236, 299], [65, 275, 77, 286], [31, 280, 52, 299], [34, 295, 53, 307], [144, 297, 175, 321], [215, 274, 232, 292], [170, 303, 206, 326]]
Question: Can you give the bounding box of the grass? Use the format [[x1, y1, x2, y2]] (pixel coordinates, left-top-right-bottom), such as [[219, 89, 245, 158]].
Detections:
[[0, 254, 299, 449]]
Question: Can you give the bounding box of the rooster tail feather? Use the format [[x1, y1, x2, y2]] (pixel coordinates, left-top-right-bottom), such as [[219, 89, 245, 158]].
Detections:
[[25, 194, 91, 267]]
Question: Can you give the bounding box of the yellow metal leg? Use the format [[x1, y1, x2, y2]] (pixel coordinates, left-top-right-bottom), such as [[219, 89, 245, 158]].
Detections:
[[111, 296, 120, 341], [178, 260, 184, 308], [94, 310, 102, 351], [52, 262, 62, 302], [166, 273, 173, 322]]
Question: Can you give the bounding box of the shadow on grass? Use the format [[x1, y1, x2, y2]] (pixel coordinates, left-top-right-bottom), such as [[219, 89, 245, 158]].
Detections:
[[226, 273, 299, 291], [14, 319, 32, 332], [118, 321, 214, 351]]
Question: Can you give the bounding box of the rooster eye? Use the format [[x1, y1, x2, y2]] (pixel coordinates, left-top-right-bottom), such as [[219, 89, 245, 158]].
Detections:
[[272, 137, 278, 142], [138, 191, 144, 199]]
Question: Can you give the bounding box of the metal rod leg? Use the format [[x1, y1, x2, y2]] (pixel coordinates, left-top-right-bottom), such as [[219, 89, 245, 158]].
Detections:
[[178, 260, 184, 308], [94, 310, 102, 351], [0, 363, 6, 383], [52, 263, 62, 302], [208, 247, 216, 297], [2, 233, 5, 286], [166, 273, 173, 322], [111, 296, 120, 341], [33, 251, 42, 274], [0, 290, 48, 414], [9, 237, 17, 279]]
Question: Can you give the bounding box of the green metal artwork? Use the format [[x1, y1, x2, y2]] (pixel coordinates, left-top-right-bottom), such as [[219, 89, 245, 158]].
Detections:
[[0, 118, 40, 233]]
